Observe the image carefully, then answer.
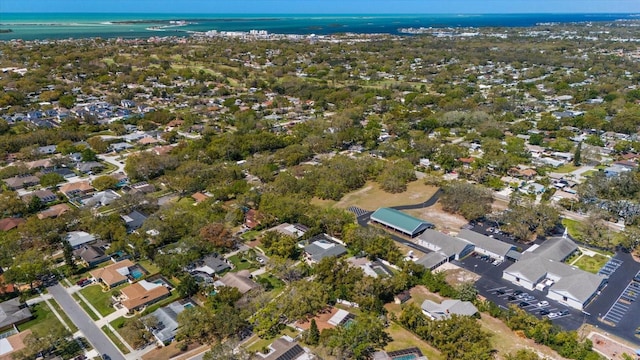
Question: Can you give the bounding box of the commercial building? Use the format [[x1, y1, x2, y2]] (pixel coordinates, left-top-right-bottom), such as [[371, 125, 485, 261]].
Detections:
[[370, 208, 434, 238]]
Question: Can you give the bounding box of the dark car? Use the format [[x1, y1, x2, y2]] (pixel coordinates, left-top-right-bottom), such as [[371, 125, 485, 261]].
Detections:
[[508, 295, 517, 301], [513, 290, 523, 296], [518, 302, 529, 308], [496, 289, 505, 295], [558, 309, 570, 316], [539, 309, 550, 315]]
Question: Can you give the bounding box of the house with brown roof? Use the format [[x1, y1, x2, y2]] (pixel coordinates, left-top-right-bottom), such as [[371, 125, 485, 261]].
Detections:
[[37, 203, 71, 219], [508, 167, 537, 180], [150, 145, 174, 156], [120, 280, 170, 313], [89, 259, 135, 289], [21, 189, 57, 204], [0, 218, 25, 232], [0, 329, 32, 360], [59, 181, 94, 198], [138, 137, 161, 146], [191, 192, 209, 203], [244, 209, 264, 230], [218, 270, 258, 294], [458, 157, 475, 169], [3, 175, 40, 190]]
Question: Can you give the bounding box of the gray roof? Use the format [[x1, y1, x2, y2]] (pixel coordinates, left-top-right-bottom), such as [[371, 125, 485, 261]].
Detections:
[[73, 243, 109, 264], [197, 254, 230, 275], [457, 229, 516, 257], [264, 337, 306, 360], [0, 298, 32, 330], [220, 270, 258, 294], [421, 299, 477, 320], [66, 231, 97, 248], [418, 229, 474, 258], [549, 271, 606, 304], [143, 300, 192, 344], [304, 236, 347, 262], [121, 210, 148, 231], [77, 161, 104, 173], [533, 237, 578, 262], [415, 252, 448, 270], [81, 190, 120, 207]]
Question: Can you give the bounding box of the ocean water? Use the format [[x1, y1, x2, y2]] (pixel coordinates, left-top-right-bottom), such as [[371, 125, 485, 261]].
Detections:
[[0, 13, 637, 41]]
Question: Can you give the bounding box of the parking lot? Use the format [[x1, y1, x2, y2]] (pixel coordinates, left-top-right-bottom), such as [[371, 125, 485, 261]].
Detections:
[[601, 281, 640, 326], [598, 258, 623, 277], [487, 285, 572, 320]]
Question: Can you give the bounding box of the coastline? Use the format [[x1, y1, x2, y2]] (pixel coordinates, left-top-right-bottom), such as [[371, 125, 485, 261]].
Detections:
[[0, 13, 638, 41]]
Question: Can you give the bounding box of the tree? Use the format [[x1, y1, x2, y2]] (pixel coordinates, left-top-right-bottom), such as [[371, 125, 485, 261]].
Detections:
[[92, 175, 118, 191], [573, 142, 582, 166], [27, 196, 45, 214], [87, 137, 108, 153], [81, 148, 97, 162], [199, 223, 235, 249], [40, 172, 65, 187], [63, 239, 77, 272], [119, 319, 153, 349], [260, 231, 299, 259], [58, 94, 75, 109], [177, 274, 199, 297], [440, 181, 493, 220], [306, 319, 320, 345], [324, 315, 391, 360]]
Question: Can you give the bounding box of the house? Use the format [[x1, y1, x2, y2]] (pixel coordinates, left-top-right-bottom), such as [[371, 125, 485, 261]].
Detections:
[[109, 142, 133, 152], [370, 207, 434, 238], [244, 209, 264, 230], [51, 167, 76, 179], [373, 348, 426, 360], [37, 203, 71, 219], [66, 231, 97, 249], [508, 167, 537, 180], [89, 259, 135, 289], [123, 182, 156, 195], [191, 192, 209, 204], [21, 189, 57, 204], [421, 299, 478, 320], [0, 298, 33, 331], [0, 329, 32, 360], [260, 336, 314, 360], [150, 145, 174, 156], [522, 182, 545, 195], [120, 280, 170, 313], [81, 190, 121, 207], [218, 270, 258, 294], [76, 161, 104, 174], [394, 290, 411, 304], [121, 210, 148, 233], [267, 223, 308, 239], [604, 165, 632, 177], [0, 218, 25, 232], [24, 158, 54, 170], [502, 237, 606, 310], [190, 254, 231, 276], [111, 172, 129, 187], [458, 157, 475, 168], [37, 145, 57, 155], [74, 243, 111, 267], [143, 300, 195, 345], [456, 229, 517, 262], [303, 234, 348, 263], [3, 175, 40, 190], [59, 181, 94, 198], [347, 257, 393, 278]]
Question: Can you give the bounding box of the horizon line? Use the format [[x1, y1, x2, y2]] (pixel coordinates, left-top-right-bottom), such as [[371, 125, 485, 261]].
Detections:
[[3, 11, 639, 15]]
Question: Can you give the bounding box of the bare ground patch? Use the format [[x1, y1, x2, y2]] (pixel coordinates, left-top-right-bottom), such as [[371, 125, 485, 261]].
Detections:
[[405, 201, 469, 232], [332, 181, 438, 211]]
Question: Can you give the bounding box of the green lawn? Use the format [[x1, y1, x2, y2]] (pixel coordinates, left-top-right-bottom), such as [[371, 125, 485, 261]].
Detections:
[[49, 299, 79, 332], [245, 326, 299, 353], [73, 293, 100, 321], [386, 323, 443, 360], [241, 230, 261, 241], [140, 290, 182, 316], [138, 259, 160, 275], [102, 325, 130, 354], [228, 255, 259, 272], [574, 253, 609, 274], [562, 218, 584, 241], [555, 164, 579, 173], [255, 274, 285, 290], [18, 303, 65, 335], [79, 284, 126, 317]]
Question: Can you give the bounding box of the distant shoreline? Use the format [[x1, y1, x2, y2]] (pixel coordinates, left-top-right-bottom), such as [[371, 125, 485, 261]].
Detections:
[[0, 29, 12, 33]]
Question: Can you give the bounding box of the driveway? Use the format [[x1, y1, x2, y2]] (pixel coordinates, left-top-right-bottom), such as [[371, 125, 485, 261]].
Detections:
[[47, 284, 125, 360]]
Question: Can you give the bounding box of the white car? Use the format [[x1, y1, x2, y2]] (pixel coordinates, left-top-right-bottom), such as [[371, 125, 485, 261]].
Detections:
[[537, 301, 549, 307], [256, 256, 265, 264]]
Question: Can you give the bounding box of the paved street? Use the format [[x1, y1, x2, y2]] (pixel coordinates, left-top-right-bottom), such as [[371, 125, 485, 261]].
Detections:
[[47, 283, 125, 360]]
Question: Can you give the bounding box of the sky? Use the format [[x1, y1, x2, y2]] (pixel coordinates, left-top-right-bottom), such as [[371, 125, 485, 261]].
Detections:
[[2, 0, 640, 14]]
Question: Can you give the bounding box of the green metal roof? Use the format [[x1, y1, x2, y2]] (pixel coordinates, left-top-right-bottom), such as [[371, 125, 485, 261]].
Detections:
[[370, 207, 433, 236]]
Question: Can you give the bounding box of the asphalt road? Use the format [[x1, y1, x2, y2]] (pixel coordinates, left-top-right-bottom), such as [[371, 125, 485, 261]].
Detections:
[[47, 284, 125, 360]]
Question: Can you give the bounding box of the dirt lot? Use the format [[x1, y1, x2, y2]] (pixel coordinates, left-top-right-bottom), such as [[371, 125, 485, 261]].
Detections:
[[331, 181, 439, 211], [439, 263, 480, 285], [405, 201, 469, 232]]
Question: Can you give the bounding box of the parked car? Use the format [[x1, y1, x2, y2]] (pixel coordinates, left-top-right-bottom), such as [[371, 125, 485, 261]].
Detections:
[[539, 309, 550, 316], [518, 302, 529, 308], [537, 301, 549, 307], [256, 256, 265, 264], [496, 289, 505, 295], [513, 290, 523, 296]]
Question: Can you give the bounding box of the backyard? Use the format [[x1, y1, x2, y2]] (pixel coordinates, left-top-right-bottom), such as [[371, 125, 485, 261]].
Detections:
[[573, 253, 609, 273]]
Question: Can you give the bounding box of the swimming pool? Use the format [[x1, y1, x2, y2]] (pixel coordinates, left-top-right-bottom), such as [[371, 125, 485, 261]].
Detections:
[[131, 269, 144, 279], [392, 355, 417, 360]]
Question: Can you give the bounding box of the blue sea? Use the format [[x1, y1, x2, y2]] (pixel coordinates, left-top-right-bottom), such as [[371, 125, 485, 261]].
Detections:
[[0, 13, 638, 41]]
